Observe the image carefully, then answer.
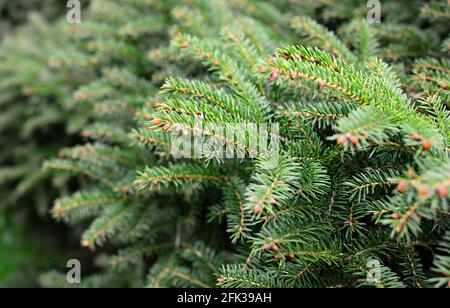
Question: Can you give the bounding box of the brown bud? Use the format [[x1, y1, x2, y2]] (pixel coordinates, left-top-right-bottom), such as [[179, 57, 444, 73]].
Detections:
[[162, 124, 171, 131], [349, 135, 359, 145], [181, 41, 188, 49], [412, 132, 421, 141], [435, 184, 448, 197], [272, 244, 279, 252], [337, 135, 347, 145], [288, 253, 296, 260], [174, 125, 183, 133], [268, 71, 279, 81], [418, 186, 428, 197], [391, 213, 400, 220], [274, 254, 282, 261], [395, 224, 403, 233], [290, 71, 298, 80], [262, 243, 271, 251], [268, 198, 277, 205], [74, 91, 87, 101], [317, 81, 325, 90], [249, 195, 258, 202], [422, 139, 432, 150], [81, 240, 90, 247]]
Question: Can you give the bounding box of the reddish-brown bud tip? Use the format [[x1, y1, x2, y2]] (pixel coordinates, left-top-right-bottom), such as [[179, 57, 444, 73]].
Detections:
[[418, 186, 428, 197], [337, 136, 347, 145], [253, 204, 262, 214], [349, 135, 359, 145], [412, 132, 421, 141], [435, 184, 448, 198], [268, 71, 279, 81], [268, 198, 277, 205]]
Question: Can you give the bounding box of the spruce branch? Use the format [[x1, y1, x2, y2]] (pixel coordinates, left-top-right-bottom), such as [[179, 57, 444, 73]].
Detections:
[[135, 164, 221, 191]]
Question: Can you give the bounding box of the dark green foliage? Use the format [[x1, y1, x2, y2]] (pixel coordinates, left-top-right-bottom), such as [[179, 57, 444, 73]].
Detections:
[[0, 0, 449, 288]]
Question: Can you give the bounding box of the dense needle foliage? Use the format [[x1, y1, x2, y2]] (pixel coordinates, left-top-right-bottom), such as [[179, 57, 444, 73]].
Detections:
[[0, 0, 449, 288]]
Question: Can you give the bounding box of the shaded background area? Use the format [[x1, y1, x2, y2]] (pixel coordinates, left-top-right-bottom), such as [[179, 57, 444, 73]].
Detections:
[[0, 210, 60, 287], [0, 0, 90, 287]]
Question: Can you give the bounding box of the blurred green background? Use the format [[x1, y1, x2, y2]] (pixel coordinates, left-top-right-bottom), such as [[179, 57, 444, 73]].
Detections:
[[0, 0, 69, 287]]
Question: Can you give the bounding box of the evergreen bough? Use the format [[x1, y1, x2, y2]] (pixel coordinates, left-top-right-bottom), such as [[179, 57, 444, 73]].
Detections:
[[0, 0, 449, 288]]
